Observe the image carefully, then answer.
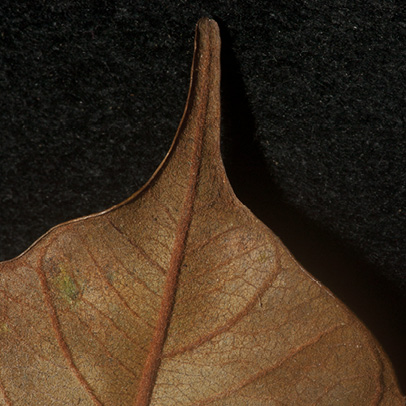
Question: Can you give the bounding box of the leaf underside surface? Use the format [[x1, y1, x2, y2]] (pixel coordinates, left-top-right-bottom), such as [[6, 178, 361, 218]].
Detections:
[[0, 18, 403, 406]]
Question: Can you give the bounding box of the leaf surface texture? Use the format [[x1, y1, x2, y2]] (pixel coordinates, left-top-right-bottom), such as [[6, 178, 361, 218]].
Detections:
[[0, 19, 403, 406]]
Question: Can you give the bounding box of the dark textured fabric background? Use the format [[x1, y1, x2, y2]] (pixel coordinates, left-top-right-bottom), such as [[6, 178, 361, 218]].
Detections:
[[1, 1, 405, 389]]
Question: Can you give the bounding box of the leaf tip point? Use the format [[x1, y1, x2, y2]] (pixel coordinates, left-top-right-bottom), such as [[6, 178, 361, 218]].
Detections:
[[196, 17, 219, 34]]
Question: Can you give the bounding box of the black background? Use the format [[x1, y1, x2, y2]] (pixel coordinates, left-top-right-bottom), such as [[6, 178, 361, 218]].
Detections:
[[1, 0, 405, 390]]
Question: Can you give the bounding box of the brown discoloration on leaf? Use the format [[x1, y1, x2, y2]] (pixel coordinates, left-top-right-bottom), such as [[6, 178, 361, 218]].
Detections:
[[0, 18, 403, 406]]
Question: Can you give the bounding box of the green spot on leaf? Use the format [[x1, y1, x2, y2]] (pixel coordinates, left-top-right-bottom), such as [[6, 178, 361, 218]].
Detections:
[[105, 268, 116, 283], [258, 252, 269, 263], [0, 323, 10, 334], [56, 264, 80, 304]]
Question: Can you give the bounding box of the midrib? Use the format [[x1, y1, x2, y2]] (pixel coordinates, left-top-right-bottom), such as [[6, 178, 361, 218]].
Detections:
[[133, 73, 210, 406]]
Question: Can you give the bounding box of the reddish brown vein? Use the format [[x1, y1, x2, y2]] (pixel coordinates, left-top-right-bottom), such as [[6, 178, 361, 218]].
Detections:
[[0, 310, 56, 364], [81, 242, 155, 329], [75, 313, 138, 377], [35, 244, 103, 406], [192, 324, 346, 405], [133, 97, 205, 405], [133, 21, 217, 406], [0, 289, 42, 314], [104, 238, 159, 297], [81, 297, 140, 349], [186, 225, 243, 254], [106, 218, 167, 275], [149, 189, 177, 225], [164, 249, 280, 359], [175, 242, 270, 306]]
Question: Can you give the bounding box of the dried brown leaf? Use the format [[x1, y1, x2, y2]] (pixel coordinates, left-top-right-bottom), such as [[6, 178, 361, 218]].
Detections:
[[0, 18, 403, 406]]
